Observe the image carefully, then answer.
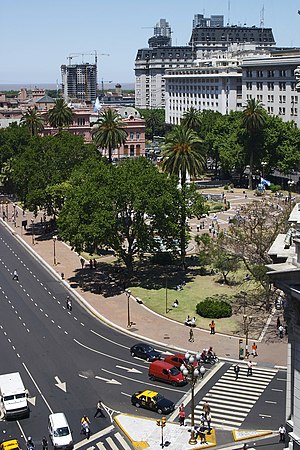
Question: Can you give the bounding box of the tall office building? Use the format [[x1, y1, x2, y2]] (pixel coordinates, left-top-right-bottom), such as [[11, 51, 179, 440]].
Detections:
[[61, 63, 97, 103], [192, 14, 224, 29]]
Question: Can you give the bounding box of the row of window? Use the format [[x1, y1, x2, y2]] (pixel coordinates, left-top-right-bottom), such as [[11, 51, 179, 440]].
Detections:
[[246, 69, 294, 78], [128, 132, 140, 140], [245, 81, 297, 91], [169, 102, 219, 110], [170, 93, 219, 99]]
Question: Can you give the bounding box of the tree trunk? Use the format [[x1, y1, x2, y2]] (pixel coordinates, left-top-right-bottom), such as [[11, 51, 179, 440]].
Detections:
[[180, 178, 187, 269], [248, 148, 253, 190]]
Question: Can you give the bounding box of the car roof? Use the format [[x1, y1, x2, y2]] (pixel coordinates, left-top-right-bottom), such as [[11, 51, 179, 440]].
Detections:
[[136, 343, 152, 349], [150, 360, 175, 369], [139, 390, 159, 398]]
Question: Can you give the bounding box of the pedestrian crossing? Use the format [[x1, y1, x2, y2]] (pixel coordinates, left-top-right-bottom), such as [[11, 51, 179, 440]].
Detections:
[[96, 431, 132, 450], [188, 365, 278, 430]]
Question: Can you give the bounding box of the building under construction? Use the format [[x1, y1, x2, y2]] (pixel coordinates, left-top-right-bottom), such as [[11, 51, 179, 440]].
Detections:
[[61, 62, 97, 103]]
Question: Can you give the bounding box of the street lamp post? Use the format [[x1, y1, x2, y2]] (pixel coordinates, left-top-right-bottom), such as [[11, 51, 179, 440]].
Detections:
[[6, 201, 9, 220], [165, 276, 168, 314], [243, 314, 253, 358], [288, 180, 295, 203], [31, 218, 35, 245], [53, 236, 57, 265], [126, 289, 132, 328], [180, 352, 203, 445]]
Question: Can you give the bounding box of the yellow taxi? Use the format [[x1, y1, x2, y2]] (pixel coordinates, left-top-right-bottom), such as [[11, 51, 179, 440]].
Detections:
[[131, 389, 175, 414], [0, 440, 21, 450]]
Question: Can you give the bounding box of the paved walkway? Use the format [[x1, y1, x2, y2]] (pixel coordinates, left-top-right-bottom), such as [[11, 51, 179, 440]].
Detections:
[[0, 193, 287, 368]]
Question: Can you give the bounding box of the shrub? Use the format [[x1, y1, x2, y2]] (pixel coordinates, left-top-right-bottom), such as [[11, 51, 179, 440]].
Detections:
[[269, 183, 281, 193], [223, 185, 229, 190], [196, 295, 232, 318]]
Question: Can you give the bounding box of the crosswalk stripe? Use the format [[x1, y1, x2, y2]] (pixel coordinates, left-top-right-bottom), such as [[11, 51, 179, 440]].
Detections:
[[114, 432, 132, 450], [106, 437, 119, 450], [96, 443, 106, 450], [192, 364, 277, 429]]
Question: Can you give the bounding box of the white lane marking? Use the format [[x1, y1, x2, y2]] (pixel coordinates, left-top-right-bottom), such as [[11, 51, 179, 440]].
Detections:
[[101, 368, 186, 393], [74, 339, 148, 369], [272, 388, 283, 392], [259, 414, 272, 418], [106, 437, 118, 450], [118, 432, 135, 450], [277, 378, 287, 381], [121, 392, 131, 397], [79, 374, 88, 379], [95, 375, 121, 385], [265, 401, 277, 404], [73, 425, 114, 449], [22, 362, 53, 413], [116, 365, 143, 374]]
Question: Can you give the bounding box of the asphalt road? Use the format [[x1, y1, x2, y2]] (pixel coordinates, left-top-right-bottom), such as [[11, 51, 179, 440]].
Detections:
[[0, 222, 191, 448], [0, 221, 287, 450]]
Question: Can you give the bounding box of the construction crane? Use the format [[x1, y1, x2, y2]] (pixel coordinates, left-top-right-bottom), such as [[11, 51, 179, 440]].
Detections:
[[68, 50, 109, 65], [100, 79, 113, 97]]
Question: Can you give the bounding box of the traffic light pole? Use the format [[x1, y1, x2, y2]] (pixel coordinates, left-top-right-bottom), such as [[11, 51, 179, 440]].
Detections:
[[156, 417, 166, 448]]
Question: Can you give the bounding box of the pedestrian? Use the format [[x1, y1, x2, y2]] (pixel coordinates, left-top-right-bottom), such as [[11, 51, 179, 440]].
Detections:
[[203, 401, 210, 417], [197, 426, 207, 444], [247, 360, 253, 376], [251, 342, 258, 357], [89, 259, 93, 269], [278, 424, 286, 442], [196, 223, 200, 232], [41, 437, 48, 450], [94, 399, 105, 418], [234, 363, 240, 380], [277, 316, 281, 329], [189, 328, 194, 342], [199, 413, 206, 427], [209, 320, 215, 334], [278, 324, 284, 338], [80, 257, 85, 269], [93, 258, 97, 269], [179, 408, 185, 426], [12, 269, 18, 281], [66, 296, 72, 311], [206, 412, 212, 434], [209, 224, 212, 233]]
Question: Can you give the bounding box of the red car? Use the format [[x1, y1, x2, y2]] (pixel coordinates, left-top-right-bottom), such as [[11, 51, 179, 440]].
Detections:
[[164, 353, 197, 369]]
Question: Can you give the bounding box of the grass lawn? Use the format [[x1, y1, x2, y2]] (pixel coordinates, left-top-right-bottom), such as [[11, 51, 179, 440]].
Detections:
[[130, 269, 254, 335]]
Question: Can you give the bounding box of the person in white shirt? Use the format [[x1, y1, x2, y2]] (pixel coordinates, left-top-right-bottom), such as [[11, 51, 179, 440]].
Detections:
[[278, 424, 286, 442]]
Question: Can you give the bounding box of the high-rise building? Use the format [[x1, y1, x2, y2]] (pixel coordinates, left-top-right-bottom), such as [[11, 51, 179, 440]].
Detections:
[[192, 14, 224, 29], [61, 63, 97, 103]]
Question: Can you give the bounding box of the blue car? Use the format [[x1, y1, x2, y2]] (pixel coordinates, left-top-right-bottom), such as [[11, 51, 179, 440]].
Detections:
[[130, 343, 161, 362]]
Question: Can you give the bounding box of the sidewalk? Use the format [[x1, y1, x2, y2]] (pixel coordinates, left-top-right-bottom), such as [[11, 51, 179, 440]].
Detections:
[[0, 200, 287, 368]]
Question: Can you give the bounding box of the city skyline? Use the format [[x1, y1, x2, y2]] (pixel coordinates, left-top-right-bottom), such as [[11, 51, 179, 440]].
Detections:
[[2, 0, 300, 85]]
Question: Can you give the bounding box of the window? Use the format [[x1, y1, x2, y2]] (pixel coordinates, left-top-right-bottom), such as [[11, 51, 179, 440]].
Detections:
[[257, 70, 263, 77], [279, 82, 286, 91], [256, 82, 263, 90], [136, 132, 140, 139], [267, 70, 274, 77], [130, 132, 134, 140], [267, 82, 274, 91], [130, 145, 134, 157], [279, 70, 286, 77], [246, 82, 252, 90]]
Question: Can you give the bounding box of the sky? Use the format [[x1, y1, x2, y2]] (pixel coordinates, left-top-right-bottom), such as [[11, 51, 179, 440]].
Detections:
[[1, 0, 300, 86]]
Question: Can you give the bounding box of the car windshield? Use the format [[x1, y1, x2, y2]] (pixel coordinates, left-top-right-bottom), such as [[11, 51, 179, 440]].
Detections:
[[170, 367, 180, 376], [144, 345, 154, 352], [54, 427, 69, 437], [152, 394, 163, 403]]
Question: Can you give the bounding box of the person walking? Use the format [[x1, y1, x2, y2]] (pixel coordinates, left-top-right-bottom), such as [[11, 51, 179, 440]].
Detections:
[[203, 401, 210, 417], [206, 412, 212, 434], [278, 424, 286, 442], [278, 324, 284, 338], [234, 363, 240, 380], [251, 342, 258, 357], [94, 400, 105, 418], [209, 320, 216, 334], [179, 408, 185, 426], [189, 328, 194, 342], [247, 360, 253, 376], [12, 269, 19, 281], [80, 257, 85, 269], [277, 316, 281, 329], [41, 437, 48, 450], [66, 296, 72, 311]]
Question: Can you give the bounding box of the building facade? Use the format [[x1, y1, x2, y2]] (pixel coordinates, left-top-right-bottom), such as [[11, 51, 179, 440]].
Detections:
[[61, 63, 97, 103], [164, 53, 243, 124], [267, 204, 300, 450], [242, 52, 300, 127]]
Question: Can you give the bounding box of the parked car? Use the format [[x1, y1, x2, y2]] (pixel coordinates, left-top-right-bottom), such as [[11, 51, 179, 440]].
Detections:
[[148, 360, 187, 386], [164, 353, 197, 369], [131, 389, 175, 414], [130, 343, 161, 361]]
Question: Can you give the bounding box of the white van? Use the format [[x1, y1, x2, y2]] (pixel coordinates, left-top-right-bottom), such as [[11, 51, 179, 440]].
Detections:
[[48, 413, 73, 449]]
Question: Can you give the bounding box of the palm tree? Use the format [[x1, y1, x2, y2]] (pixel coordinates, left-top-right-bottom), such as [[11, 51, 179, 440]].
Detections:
[[242, 99, 267, 190], [162, 125, 205, 266], [48, 99, 73, 132], [20, 107, 44, 136], [92, 108, 127, 163], [181, 107, 202, 133]]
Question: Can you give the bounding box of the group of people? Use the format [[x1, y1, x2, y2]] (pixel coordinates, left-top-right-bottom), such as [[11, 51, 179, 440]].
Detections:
[[181, 401, 212, 443], [26, 437, 48, 450], [233, 361, 253, 379], [185, 315, 197, 327], [80, 401, 105, 440]]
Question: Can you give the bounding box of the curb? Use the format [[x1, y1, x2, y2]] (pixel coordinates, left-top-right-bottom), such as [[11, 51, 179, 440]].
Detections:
[[0, 217, 286, 370]]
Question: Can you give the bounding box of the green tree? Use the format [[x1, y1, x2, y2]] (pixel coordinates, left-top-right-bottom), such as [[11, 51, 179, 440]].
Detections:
[[242, 99, 267, 190], [162, 125, 206, 266], [137, 109, 165, 140], [48, 99, 73, 132], [58, 158, 181, 274], [20, 107, 44, 137], [92, 108, 127, 163], [181, 107, 202, 133]]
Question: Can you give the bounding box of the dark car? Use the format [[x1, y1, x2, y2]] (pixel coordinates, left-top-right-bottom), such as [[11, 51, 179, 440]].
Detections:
[[131, 390, 175, 414], [130, 343, 161, 361]]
